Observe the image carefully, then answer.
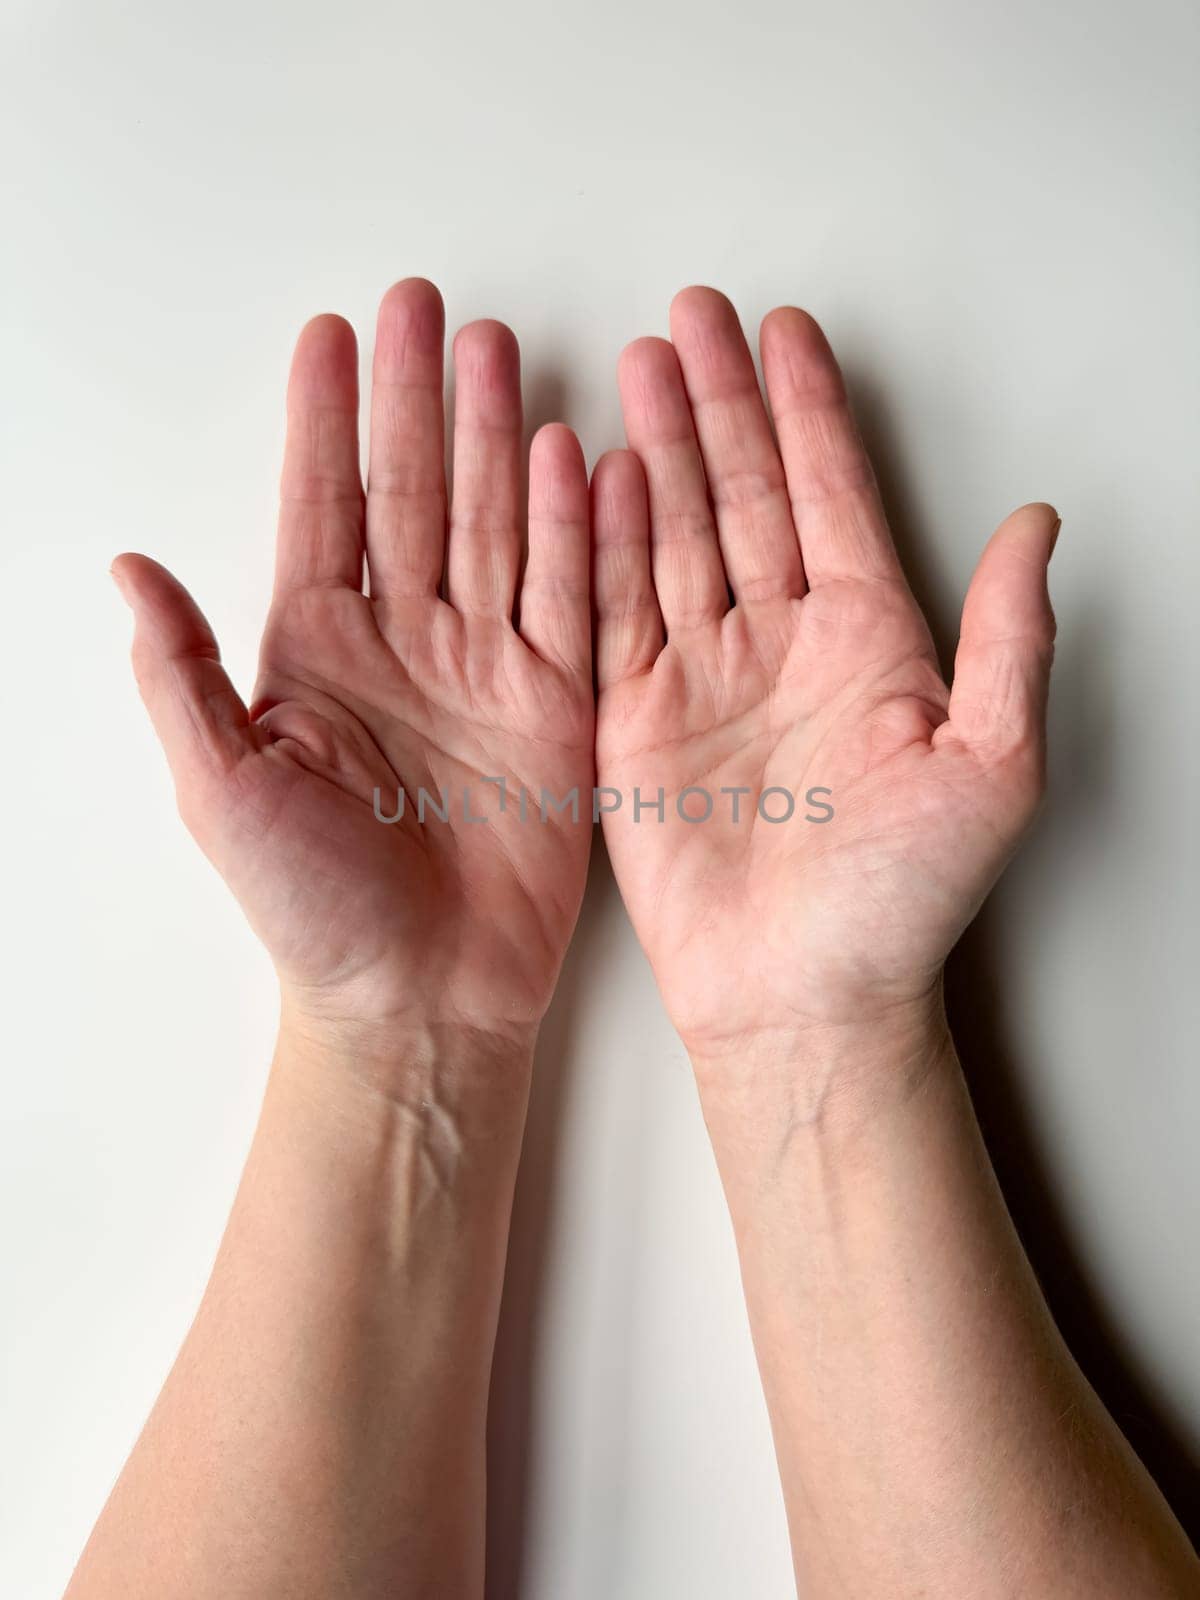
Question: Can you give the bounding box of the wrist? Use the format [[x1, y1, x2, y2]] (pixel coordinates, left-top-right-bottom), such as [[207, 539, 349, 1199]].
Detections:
[[688, 984, 957, 1152], [277, 987, 537, 1084], [267, 1003, 536, 1182], [274, 957, 546, 1065]]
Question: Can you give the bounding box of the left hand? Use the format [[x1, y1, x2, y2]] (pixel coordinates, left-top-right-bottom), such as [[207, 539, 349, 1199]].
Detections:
[[593, 287, 1058, 1059]]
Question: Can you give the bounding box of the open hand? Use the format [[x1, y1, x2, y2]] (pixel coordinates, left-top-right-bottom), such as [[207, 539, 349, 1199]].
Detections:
[[593, 287, 1058, 1059], [115, 280, 593, 1046]]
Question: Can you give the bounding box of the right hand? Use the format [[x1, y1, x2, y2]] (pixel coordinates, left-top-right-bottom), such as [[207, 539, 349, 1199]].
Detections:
[[115, 280, 595, 1047]]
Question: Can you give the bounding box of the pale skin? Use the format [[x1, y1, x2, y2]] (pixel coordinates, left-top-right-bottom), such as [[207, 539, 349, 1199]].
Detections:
[[70, 279, 594, 1599], [594, 287, 1199, 1595], [64, 280, 1197, 1598]]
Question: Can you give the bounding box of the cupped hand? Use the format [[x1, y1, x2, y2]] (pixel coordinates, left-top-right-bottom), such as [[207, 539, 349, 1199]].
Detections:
[[593, 287, 1058, 1059], [115, 280, 593, 1044]]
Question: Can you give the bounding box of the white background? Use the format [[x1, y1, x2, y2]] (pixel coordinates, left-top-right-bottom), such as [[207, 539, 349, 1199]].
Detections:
[[2, 1, 1198, 1594]]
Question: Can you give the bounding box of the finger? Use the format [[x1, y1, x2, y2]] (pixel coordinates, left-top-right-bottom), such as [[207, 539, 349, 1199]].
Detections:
[[759, 308, 900, 588], [519, 424, 590, 673], [945, 504, 1059, 762], [445, 319, 523, 617], [617, 336, 729, 633], [111, 554, 253, 791], [669, 287, 804, 603], [366, 278, 447, 599], [591, 449, 663, 689], [366, 275, 448, 601], [274, 315, 364, 594]]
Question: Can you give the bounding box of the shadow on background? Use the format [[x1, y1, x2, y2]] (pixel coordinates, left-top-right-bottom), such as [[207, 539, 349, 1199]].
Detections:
[[488, 361, 1198, 1587], [485, 846, 627, 1598], [854, 372, 1200, 1541], [485, 357, 597, 1597]]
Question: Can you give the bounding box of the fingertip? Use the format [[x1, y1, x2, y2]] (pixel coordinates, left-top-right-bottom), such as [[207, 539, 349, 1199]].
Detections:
[[1006, 500, 1059, 526], [670, 286, 762, 403], [759, 304, 821, 345], [669, 284, 736, 337], [618, 335, 675, 384], [289, 314, 359, 404], [297, 312, 357, 349], [759, 305, 832, 369], [963, 506, 1060, 651], [759, 305, 846, 408], [995, 502, 1061, 561], [531, 420, 585, 470], [616, 337, 688, 429], [522, 426, 591, 670], [592, 445, 640, 478], [590, 446, 662, 684], [378, 276, 444, 321], [453, 317, 519, 368], [375, 278, 446, 368], [590, 449, 647, 534], [592, 446, 645, 489], [109, 562, 133, 606], [451, 320, 521, 425], [109, 551, 168, 602], [529, 424, 587, 519]]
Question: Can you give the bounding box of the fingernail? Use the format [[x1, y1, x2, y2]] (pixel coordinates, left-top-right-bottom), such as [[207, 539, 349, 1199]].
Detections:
[[1048, 516, 1062, 558], [109, 565, 131, 604]]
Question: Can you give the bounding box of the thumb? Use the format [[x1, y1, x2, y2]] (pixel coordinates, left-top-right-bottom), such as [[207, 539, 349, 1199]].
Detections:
[[946, 504, 1059, 767], [111, 554, 253, 797]]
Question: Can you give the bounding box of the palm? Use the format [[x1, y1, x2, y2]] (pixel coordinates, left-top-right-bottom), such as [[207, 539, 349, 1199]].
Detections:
[[117, 282, 594, 1037], [594, 290, 1056, 1050], [228, 593, 589, 1024]]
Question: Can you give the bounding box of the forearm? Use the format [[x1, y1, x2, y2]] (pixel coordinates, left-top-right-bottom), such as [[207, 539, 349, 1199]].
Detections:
[[693, 996, 1198, 1599], [66, 1015, 533, 1600]]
